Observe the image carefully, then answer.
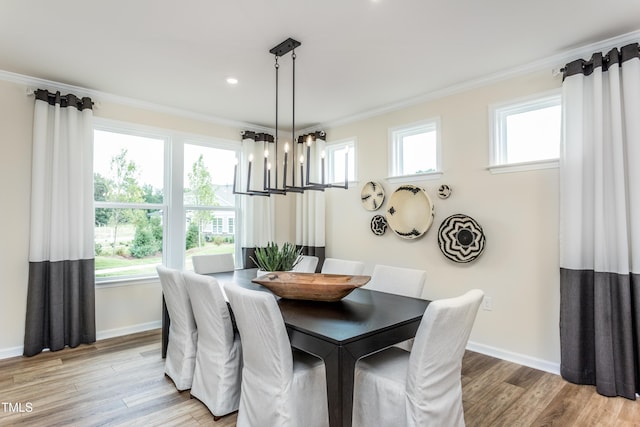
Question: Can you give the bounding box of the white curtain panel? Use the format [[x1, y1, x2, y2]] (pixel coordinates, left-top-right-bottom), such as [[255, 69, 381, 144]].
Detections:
[[24, 90, 96, 356], [296, 133, 326, 270], [239, 133, 275, 267], [559, 43, 640, 399]]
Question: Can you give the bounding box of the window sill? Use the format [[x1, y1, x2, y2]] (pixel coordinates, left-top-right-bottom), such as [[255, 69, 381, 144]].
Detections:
[[95, 275, 159, 288], [488, 159, 558, 174], [385, 172, 443, 184]]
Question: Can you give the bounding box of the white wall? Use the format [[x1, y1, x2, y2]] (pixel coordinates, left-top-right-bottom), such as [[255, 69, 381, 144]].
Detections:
[[323, 70, 562, 370]]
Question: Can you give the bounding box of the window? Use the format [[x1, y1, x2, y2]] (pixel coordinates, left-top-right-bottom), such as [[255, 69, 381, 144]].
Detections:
[[183, 142, 237, 272], [326, 138, 356, 184], [93, 121, 240, 283], [388, 119, 441, 182], [93, 128, 166, 280], [490, 91, 561, 172]]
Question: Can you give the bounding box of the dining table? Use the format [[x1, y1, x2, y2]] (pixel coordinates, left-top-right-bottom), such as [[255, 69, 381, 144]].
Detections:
[[161, 268, 430, 427]]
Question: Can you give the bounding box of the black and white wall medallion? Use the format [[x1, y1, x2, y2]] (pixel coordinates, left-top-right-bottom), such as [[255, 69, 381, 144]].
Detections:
[[437, 184, 452, 199], [361, 181, 385, 211], [370, 215, 388, 236], [438, 214, 486, 262], [385, 185, 434, 239]]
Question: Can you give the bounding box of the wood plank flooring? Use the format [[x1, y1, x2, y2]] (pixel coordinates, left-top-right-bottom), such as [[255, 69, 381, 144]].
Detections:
[[0, 329, 638, 426]]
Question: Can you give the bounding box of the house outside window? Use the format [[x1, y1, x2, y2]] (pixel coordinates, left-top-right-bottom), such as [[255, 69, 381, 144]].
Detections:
[[489, 90, 561, 173]]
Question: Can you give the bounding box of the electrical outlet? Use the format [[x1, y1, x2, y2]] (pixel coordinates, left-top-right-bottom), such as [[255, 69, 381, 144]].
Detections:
[[482, 296, 493, 311]]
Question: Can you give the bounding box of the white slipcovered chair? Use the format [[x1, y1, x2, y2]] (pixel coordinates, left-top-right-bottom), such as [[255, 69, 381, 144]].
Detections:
[[183, 271, 242, 420], [224, 284, 329, 427], [156, 265, 197, 391], [352, 289, 484, 427], [320, 258, 365, 275], [364, 264, 427, 350], [364, 264, 426, 297], [292, 255, 319, 273], [192, 253, 235, 274]]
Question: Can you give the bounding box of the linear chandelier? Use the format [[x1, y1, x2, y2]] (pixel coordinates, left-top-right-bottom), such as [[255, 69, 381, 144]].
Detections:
[[233, 38, 348, 196]]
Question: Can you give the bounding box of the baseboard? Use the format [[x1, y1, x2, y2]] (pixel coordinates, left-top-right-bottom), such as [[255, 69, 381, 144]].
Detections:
[[0, 321, 162, 361], [95, 320, 162, 341], [0, 345, 24, 360], [467, 340, 560, 375]]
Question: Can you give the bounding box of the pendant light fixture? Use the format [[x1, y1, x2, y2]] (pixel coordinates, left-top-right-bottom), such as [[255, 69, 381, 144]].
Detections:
[[233, 38, 348, 196]]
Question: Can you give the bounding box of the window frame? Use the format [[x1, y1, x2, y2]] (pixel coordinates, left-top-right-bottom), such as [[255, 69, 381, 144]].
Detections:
[[325, 137, 358, 185], [489, 90, 561, 174], [93, 118, 240, 285], [387, 118, 442, 183]]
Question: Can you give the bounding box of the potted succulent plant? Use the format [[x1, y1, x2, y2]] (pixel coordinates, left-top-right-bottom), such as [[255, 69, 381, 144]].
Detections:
[[251, 241, 302, 274]]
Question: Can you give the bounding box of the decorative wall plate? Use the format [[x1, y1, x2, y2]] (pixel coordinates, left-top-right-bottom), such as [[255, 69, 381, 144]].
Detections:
[[370, 215, 388, 236], [361, 181, 385, 211], [438, 214, 486, 263], [385, 185, 434, 239], [438, 184, 452, 199]]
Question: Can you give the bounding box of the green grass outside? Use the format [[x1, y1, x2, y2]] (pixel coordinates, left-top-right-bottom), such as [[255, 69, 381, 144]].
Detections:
[[95, 242, 235, 278]]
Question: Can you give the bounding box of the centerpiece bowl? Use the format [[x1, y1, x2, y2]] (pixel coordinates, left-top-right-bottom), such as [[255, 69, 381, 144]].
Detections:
[[252, 272, 371, 302]]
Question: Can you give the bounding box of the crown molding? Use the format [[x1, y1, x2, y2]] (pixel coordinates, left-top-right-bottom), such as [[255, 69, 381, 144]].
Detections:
[[0, 68, 274, 133], [321, 29, 640, 129], [3, 28, 639, 133]]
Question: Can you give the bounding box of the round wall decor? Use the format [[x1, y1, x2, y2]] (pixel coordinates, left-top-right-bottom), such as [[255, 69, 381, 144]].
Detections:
[[385, 185, 434, 239], [361, 181, 385, 211], [438, 214, 486, 263], [438, 184, 452, 199], [370, 215, 388, 236]]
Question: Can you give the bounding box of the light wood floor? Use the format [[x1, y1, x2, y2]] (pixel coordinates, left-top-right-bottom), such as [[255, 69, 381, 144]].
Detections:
[[0, 330, 638, 426]]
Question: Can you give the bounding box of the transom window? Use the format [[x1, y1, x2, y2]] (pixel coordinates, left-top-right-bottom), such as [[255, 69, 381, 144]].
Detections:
[[490, 91, 561, 172], [326, 138, 356, 184], [388, 119, 441, 182]]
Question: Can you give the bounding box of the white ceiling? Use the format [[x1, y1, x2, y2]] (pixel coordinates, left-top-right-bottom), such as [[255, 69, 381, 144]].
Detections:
[[1, 0, 639, 130]]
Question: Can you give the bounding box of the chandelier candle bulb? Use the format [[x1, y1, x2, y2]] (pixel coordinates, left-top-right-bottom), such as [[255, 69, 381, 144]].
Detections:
[[263, 151, 268, 189], [306, 141, 311, 184], [299, 155, 304, 185], [247, 154, 253, 192]]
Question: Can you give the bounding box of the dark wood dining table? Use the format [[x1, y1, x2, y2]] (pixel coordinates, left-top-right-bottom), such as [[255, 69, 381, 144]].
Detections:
[[162, 268, 430, 427]]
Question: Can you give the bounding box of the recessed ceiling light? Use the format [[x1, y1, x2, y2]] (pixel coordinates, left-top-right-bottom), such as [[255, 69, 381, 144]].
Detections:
[[226, 77, 239, 85]]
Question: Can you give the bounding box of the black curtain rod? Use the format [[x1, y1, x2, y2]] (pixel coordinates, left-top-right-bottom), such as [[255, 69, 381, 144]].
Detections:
[[34, 89, 93, 110]]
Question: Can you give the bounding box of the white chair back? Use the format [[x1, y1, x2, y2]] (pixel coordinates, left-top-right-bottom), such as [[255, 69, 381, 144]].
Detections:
[[225, 284, 329, 427], [320, 258, 365, 275], [406, 289, 484, 426], [192, 253, 235, 274], [364, 264, 426, 298], [156, 265, 197, 391], [292, 255, 319, 273], [183, 271, 241, 419]]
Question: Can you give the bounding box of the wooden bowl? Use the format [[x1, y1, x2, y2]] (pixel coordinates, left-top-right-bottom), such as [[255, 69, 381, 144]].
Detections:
[[252, 272, 371, 302]]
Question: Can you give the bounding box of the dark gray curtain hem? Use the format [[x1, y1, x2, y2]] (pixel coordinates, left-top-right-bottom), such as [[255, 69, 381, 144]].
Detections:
[[24, 259, 96, 357], [241, 247, 258, 269], [559, 268, 639, 399], [297, 245, 325, 273], [242, 245, 325, 273]]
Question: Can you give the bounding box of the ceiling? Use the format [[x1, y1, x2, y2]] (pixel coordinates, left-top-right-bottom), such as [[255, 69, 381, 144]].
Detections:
[[1, 0, 639, 130]]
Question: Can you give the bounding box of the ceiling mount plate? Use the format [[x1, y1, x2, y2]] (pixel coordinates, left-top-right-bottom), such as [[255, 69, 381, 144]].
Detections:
[[269, 38, 301, 56]]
